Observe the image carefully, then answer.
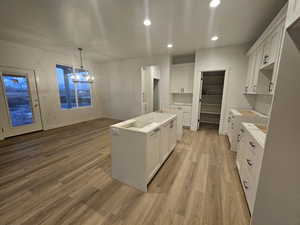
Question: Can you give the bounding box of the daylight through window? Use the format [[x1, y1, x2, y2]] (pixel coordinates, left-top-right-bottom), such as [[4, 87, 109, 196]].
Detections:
[[56, 65, 92, 109]]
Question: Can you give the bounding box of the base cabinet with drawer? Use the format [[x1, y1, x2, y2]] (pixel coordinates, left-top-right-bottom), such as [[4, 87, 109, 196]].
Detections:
[[227, 109, 268, 152], [111, 112, 178, 192], [236, 123, 265, 214], [170, 105, 192, 127]]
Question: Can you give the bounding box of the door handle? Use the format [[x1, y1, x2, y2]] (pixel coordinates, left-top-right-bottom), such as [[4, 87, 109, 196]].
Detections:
[[249, 141, 255, 148], [243, 180, 249, 189], [268, 82, 273, 93], [264, 55, 269, 64], [246, 159, 253, 167]]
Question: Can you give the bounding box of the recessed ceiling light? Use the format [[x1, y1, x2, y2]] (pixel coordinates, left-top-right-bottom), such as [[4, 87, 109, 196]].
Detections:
[[211, 36, 219, 41], [167, 44, 173, 48], [143, 19, 151, 26], [209, 0, 221, 8]]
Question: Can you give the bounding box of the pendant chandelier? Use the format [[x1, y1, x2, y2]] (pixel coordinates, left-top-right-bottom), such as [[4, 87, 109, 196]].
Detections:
[[70, 48, 95, 83]]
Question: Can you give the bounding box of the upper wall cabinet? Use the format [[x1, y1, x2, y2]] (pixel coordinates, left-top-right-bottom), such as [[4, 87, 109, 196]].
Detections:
[[170, 63, 194, 94], [286, 0, 300, 28], [244, 5, 287, 95], [261, 24, 284, 68]]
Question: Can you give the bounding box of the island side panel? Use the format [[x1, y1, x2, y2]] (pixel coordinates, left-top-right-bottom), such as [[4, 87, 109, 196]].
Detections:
[[111, 128, 147, 192]]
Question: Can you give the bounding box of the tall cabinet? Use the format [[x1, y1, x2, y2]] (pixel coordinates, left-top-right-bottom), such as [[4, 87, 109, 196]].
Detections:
[[170, 56, 195, 128]]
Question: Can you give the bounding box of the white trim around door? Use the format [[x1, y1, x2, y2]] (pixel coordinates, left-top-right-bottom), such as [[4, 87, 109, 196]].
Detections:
[[191, 67, 230, 135], [0, 67, 43, 138]]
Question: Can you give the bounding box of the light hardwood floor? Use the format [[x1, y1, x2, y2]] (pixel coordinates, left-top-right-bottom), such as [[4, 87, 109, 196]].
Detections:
[[0, 119, 250, 225]]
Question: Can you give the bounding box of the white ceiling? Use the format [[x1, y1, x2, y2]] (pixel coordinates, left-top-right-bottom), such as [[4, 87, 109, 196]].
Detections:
[[0, 0, 287, 62]]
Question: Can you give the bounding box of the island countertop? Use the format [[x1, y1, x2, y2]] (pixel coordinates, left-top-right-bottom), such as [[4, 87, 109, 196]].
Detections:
[[111, 112, 176, 133]]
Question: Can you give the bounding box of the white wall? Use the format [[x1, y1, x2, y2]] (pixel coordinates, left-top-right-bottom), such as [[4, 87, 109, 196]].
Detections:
[[191, 45, 256, 133], [95, 55, 171, 120], [0, 40, 104, 133]]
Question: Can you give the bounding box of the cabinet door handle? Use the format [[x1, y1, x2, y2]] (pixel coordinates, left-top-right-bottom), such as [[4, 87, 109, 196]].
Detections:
[[268, 82, 273, 93], [264, 55, 269, 64], [243, 180, 249, 189], [246, 159, 253, 167], [249, 141, 255, 148], [240, 128, 244, 133]]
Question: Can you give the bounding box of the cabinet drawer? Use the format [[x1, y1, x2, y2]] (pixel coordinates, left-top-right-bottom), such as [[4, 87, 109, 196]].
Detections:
[[183, 112, 191, 126], [240, 164, 255, 213], [244, 149, 257, 178]]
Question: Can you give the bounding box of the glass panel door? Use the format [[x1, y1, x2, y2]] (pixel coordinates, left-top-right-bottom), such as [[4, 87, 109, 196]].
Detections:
[[2, 75, 34, 127], [0, 68, 42, 138]]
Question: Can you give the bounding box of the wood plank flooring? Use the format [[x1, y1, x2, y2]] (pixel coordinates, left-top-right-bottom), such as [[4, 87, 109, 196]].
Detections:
[[0, 119, 250, 225]]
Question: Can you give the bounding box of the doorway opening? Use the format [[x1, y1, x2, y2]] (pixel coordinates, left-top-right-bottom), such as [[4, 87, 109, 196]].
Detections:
[[198, 70, 225, 129], [141, 65, 160, 114], [153, 79, 159, 111]]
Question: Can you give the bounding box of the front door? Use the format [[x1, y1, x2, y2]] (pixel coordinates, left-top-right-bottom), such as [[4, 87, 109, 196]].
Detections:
[[0, 68, 42, 138]]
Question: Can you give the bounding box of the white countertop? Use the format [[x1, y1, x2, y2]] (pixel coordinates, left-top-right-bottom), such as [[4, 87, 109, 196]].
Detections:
[[231, 108, 269, 119], [111, 112, 176, 133], [171, 102, 192, 106], [242, 122, 267, 148]]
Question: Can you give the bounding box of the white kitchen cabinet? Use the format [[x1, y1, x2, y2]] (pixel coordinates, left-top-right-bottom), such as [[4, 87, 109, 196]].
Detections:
[[236, 122, 266, 214], [286, 0, 300, 28], [111, 112, 180, 192], [252, 47, 264, 93], [261, 23, 285, 68], [227, 109, 268, 152], [245, 5, 286, 95], [170, 105, 192, 127], [245, 51, 257, 94], [146, 128, 161, 181], [168, 119, 177, 153], [183, 111, 191, 127], [270, 23, 285, 94], [171, 63, 194, 93], [160, 122, 170, 163], [167, 107, 183, 140]]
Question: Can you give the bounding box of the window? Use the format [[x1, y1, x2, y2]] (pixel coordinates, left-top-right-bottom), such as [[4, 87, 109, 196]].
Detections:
[[56, 65, 92, 109]]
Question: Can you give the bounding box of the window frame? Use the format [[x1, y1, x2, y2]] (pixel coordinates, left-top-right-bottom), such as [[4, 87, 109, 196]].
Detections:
[[55, 63, 94, 110]]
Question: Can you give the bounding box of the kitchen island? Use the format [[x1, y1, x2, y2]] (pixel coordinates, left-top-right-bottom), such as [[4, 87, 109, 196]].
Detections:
[[110, 112, 178, 192]]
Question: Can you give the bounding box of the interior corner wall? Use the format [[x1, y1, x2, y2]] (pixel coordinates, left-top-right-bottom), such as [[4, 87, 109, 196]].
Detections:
[[0, 40, 104, 131], [192, 45, 255, 132], [95, 55, 171, 121]]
